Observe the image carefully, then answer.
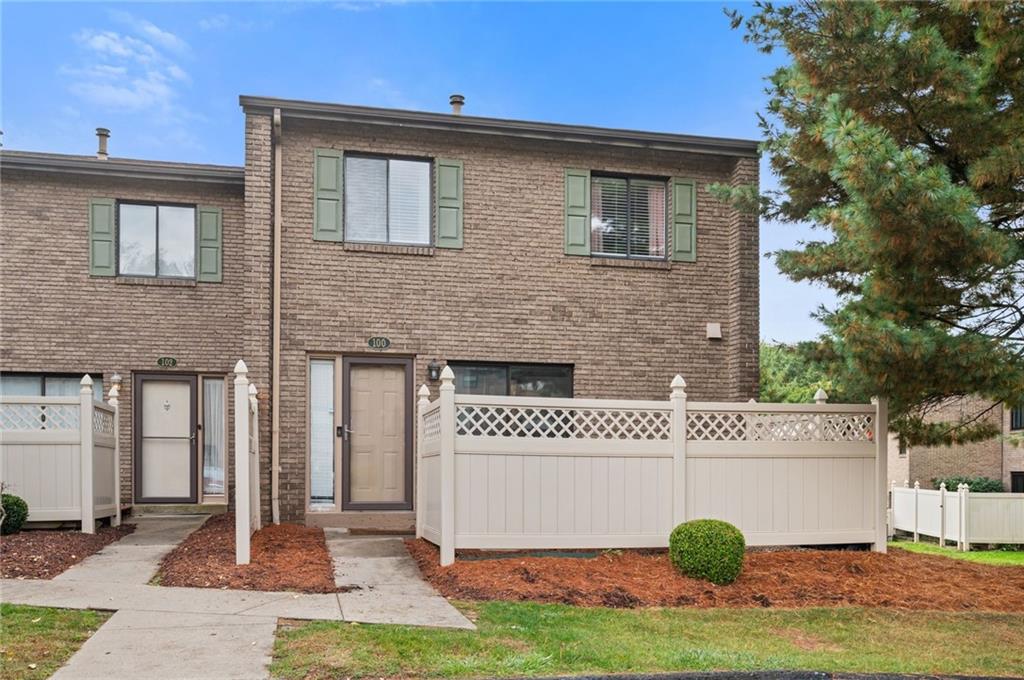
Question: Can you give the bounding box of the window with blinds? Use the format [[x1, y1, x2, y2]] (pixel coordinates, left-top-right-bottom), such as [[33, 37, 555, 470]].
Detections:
[[590, 176, 667, 259], [344, 155, 431, 245]]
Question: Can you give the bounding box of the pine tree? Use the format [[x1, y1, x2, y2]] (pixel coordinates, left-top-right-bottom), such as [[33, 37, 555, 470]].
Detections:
[[718, 1, 1024, 445]]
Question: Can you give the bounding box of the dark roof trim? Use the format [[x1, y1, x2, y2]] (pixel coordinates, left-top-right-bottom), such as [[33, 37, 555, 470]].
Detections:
[[240, 95, 760, 158], [0, 151, 244, 186]]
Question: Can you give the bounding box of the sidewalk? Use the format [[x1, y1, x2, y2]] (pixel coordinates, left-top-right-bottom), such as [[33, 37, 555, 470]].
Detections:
[[1, 517, 473, 679]]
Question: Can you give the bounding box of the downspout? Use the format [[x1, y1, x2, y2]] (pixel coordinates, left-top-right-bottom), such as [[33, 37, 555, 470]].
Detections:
[[271, 108, 282, 524]]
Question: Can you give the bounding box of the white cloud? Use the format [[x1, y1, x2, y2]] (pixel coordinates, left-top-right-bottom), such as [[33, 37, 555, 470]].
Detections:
[[109, 10, 189, 54], [198, 14, 230, 31], [334, 0, 410, 12]]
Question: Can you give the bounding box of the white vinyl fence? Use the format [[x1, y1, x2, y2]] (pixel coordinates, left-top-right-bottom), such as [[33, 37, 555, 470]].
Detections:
[[417, 369, 888, 565], [0, 375, 121, 532], [232, 360, 262, 565], [890, 482, 1024, 550]]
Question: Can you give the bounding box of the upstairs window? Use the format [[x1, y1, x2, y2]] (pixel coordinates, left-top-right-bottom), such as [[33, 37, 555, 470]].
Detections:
[[118, 202, 195, 278], [1011, 402, 1024, 431], [590, 176, 666, 259], [344, 156, 431, 245]]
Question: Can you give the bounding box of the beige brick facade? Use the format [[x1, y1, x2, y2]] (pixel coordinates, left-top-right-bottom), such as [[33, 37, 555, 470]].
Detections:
[[0, 166, 245, 505], [263, 114, 759, 523]]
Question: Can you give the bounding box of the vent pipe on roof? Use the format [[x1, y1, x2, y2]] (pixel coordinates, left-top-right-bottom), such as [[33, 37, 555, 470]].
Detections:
[[96, 128, 110, 159], [449, 93, 465, 115]]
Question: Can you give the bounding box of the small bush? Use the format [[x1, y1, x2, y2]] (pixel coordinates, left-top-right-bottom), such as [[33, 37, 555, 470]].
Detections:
[[931, 476, 1004, 493], [669, 519, 745, 585], [1, 493, 29, 534]]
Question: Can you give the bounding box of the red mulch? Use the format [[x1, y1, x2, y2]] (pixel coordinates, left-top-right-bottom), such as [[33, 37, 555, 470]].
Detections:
[[156, 513, 338, 593], [405, 539, 1024, 612], [0, 524, 135, 579]]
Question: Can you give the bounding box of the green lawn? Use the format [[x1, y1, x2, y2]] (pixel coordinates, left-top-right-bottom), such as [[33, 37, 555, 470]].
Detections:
[[0, 603, 110, 680], [891, 540, 1024, 566], [272, 602, 1024, 679]]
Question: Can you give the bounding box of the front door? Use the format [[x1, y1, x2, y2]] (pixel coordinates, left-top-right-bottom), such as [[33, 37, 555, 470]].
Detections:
[[342, 358, 412, 510], [135, 374, 198, 503]]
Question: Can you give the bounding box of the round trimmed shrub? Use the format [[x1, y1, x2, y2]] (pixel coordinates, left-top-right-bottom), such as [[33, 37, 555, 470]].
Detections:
[[669, 519, 745, 585], [1, 493, 29, 535]]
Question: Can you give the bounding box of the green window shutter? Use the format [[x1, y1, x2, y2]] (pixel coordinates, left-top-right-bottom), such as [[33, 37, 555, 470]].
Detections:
[[88, 198, 116, 276], [671, 178, 697, 262], [313, 148, 343, 242], [196, 206, 223, 283], [435, 159, 463, 249], [564, 168, 591, 256]]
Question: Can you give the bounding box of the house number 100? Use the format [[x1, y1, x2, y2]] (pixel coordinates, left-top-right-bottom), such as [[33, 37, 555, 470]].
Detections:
[[367, 337, 391, 350]]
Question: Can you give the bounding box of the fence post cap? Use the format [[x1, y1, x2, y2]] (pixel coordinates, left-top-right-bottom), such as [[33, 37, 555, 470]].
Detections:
[[80, 374, 93, 388], [813, 388, 828, 403], [248, 383, 258, 396], [670, 375, 686, 390], [914, 480, 920, 489], [939, 482, 947, 491], [234, 359, 248, 374], [440, 366, 455, 382], [418, 384, 430, 399]]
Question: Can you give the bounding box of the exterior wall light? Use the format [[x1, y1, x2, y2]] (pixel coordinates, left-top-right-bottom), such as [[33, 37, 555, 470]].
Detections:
[[427, 360, 442, 382]]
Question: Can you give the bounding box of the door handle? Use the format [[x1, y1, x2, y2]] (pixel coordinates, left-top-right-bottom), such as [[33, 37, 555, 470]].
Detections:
[[336, 424, 354, 440], [190, 431, 197, 444]]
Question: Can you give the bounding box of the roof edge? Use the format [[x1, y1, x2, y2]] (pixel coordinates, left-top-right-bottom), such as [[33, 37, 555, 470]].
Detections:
[[0, 151, 245, 186], [239, 95, 760, 158]]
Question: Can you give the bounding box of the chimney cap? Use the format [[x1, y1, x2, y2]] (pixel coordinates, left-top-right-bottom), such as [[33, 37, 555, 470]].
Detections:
[[449, 93, 465, 115], [96, 127, 110, 136]]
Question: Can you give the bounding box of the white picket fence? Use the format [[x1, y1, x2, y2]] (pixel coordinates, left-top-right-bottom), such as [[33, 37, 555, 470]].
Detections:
[[890, 482, 1024, 550], [232, 360, 261, 565], [417, 369, 888, 565], [0, 375, 121, 532]]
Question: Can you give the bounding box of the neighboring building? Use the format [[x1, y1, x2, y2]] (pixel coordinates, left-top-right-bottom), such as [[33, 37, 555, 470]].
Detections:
[[887, 395, 1024, 492], [1, 94, 760, 529]]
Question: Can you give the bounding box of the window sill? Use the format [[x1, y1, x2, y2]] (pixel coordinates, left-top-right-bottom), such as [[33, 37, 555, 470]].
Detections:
[[114, 276, 197, 288], [343, 242, 435, 257], [589, 257, 672, 270]]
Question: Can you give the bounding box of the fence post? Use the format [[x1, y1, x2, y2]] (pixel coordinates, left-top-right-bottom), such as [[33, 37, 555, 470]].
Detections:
[[913, 481, 920, 543], [961, 483, 971, 552], [670, 375, 687, 527], [416, 384, 431, 540], [249, 383, 261, 532], [439, 366, 456, 566], [938, 482, 947, 548], [872, 397, 889, 552], [234, 360, 251, 566], [109, 382, 121, 528], [79, 375, 96, 535], [887, 480, 895, 539]]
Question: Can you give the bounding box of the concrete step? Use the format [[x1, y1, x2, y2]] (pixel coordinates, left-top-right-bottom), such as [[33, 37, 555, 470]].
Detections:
[[129, 503, 226, 517]]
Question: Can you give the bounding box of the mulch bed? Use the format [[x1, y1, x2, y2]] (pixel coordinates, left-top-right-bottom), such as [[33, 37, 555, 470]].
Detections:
[[155, 513, 338, 593], [0, 524, 135, 579], [405, 539, 1024, 611]]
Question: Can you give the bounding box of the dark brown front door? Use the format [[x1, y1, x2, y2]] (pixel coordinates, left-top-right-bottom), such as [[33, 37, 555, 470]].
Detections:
[[341, 357, 413, 510], [134, 374, 198, 503]]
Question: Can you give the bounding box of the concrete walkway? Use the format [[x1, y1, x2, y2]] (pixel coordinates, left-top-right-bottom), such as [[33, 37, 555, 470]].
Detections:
[[1, 518, 472, 679]]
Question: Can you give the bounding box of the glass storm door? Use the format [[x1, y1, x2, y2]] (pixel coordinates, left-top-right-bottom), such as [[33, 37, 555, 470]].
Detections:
[[342, 358, 412, 510], [135, 374, 197, 503]]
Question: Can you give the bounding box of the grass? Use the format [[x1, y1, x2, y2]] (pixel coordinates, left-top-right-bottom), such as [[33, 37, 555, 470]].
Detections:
[[0, 603, 110, 680], [891, 540, 1024, 566], [272, 601, 1024, 679]]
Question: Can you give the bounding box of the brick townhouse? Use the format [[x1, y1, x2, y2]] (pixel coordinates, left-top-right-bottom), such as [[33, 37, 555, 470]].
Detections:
[[1, 94, 760, 529]]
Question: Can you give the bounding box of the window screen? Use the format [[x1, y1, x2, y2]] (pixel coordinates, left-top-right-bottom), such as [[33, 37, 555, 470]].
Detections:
[[591, 176, 666, 259], [118, 203, 195, 278], [344, 156, 430, 245]]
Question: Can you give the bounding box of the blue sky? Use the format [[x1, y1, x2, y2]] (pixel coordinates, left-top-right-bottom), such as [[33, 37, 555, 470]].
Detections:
[[1, 1, 834, 342]]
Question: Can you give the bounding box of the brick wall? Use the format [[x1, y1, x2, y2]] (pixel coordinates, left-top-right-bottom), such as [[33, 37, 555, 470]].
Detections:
[[0, 167, 245, 505], [267, 115, 760, 522], [906, 396, 1005, 488]]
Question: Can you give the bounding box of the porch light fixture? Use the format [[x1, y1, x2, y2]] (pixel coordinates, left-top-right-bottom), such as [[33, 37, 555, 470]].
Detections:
[[427, 360, 442, 382]]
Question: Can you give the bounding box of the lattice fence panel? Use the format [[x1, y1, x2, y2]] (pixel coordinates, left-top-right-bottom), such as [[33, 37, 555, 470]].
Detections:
[[456, 405, 672, 440], [92, 409, 115, 436], [0, 403, 80, 431], [422, 408, 442, 443], [688, 411, 874, 442]]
